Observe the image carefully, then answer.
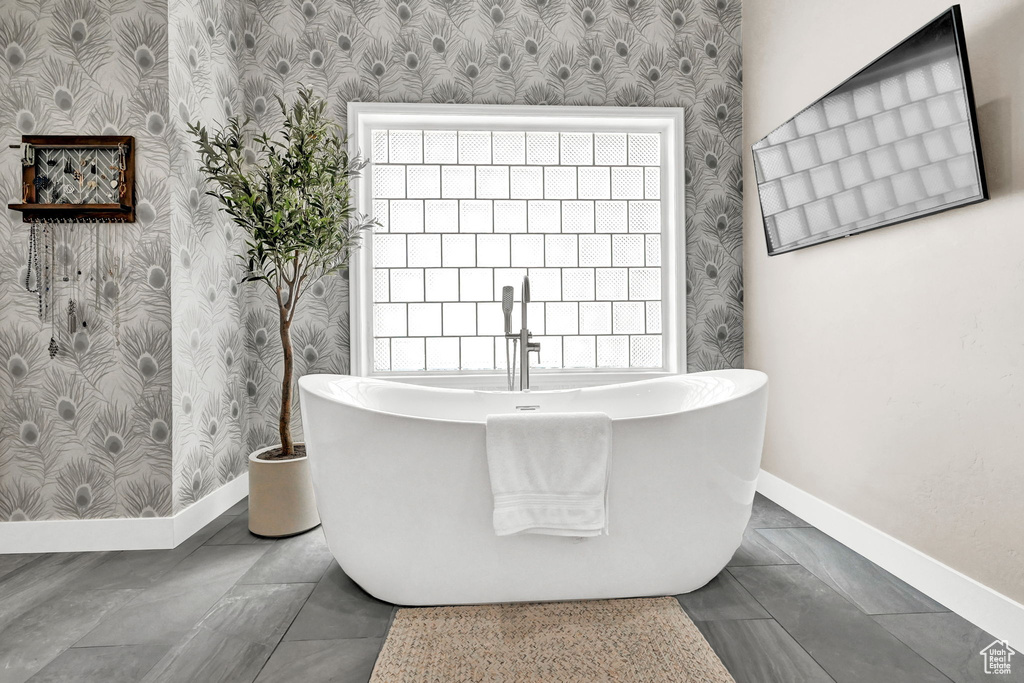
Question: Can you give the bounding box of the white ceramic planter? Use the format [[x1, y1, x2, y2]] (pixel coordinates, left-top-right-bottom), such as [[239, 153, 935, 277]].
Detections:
[[248, 444, 321, 538]]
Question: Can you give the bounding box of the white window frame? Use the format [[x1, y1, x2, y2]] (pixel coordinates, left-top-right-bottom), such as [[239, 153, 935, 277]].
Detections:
[[348, 102, 685, 389]]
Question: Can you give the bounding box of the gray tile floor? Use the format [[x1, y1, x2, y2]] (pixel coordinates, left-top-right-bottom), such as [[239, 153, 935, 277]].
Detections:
[[0, 495, 1012, 683]]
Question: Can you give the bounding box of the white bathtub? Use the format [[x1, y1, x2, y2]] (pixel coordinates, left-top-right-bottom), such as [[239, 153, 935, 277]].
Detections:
[[298, 369, 768, 606]]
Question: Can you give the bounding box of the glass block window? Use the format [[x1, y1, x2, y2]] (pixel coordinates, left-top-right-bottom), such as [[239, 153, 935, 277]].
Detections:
[[370, 129, 664, 372]]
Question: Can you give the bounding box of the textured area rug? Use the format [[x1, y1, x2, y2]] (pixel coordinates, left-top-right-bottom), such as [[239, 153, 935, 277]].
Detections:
[[369, 597, 735, 682]]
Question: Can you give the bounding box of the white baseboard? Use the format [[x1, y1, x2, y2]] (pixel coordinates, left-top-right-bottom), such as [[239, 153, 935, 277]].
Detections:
[[757, 469, 1024, 650], [0, 474, 248, 554], [171, 473, 249, 546]]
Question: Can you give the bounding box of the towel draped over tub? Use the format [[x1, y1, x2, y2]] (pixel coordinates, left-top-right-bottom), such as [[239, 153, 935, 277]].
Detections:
[[484, 412, 612, 537]]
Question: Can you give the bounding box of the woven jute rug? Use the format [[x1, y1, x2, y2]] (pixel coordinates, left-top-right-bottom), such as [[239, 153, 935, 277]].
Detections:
[[368, 597, 735, 682]]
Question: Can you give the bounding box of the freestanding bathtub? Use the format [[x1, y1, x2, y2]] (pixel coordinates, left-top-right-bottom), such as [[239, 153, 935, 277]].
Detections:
[[298, 369, 768, 606]]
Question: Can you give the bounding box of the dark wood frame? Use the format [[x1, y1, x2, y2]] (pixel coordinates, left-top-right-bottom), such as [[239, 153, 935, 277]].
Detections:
[[8, 135, 136, 222]]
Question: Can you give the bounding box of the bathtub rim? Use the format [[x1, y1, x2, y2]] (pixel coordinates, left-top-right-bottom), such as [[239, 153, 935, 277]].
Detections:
[[298, 369, 767, 426]]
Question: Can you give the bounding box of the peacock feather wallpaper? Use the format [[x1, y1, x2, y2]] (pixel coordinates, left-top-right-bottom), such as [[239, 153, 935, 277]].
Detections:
[[168, 0, 249, 513], [0, 0, 173, 521], [0, 0, 741, 521]]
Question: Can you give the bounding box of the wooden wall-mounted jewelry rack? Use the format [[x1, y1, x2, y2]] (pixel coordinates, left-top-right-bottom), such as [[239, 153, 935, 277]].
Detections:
[[8, 135, 135, 223]]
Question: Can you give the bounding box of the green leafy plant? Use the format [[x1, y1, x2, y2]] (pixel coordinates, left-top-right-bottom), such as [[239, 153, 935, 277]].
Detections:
[[189, 87, 376, 459]]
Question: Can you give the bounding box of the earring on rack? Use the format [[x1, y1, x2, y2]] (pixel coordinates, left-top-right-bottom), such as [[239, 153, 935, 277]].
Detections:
[[117, 144, 127, 202], [34, 174, 50, 202]]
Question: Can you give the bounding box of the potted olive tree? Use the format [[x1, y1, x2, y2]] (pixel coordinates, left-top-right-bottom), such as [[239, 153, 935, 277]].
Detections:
[[189, 87, 375, 537]]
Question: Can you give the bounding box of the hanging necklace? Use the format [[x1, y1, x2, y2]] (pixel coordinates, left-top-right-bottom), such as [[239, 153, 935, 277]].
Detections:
[[27, 220, 43, 320], [36, 221, 43, 319], [94, 218, 101, 309], [46, 222, 57, 358], [114, 220, 122, 346], [26, 220, 38, 295], [78, 220, 86, 330], [61, 220, 69, 283], [67, 220, 77, 336], [42, 223, 49, 320], [25, 222, 35, 290]]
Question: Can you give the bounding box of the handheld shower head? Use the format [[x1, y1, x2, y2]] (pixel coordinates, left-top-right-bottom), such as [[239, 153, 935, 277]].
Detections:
[[502, 286, 514, 336]]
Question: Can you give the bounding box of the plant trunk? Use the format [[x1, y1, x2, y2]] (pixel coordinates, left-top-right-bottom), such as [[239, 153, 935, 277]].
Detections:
[[279, 314, 294, 458]]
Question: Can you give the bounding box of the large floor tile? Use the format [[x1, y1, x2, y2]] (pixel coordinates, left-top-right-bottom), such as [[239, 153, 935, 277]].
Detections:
[[254, 638, 383, 683], [63, 513, 238, 593], [696, 619, 834, 683], [728, 527, 796, 567], [141, 630, 274, 683], [0, 553, 112, 631], [69, 551, 186, 593], [730, 565, 951, 683], [0, 588, 142, 683], [204, 512, 276, 546], [0, 555, 40, 583], [26, 644, 168, 683], [141, 583, 313, 683], [757, 527, 947, 615], [193, 583, 314, 645], [283, 563, 394, 642], [183, 510, 245, 548], [874, 612, 1005, 683], [676, 571, 771, 622], [237, 527, 333, 585], [748, 493, 810, 529], [76, 544, 271, 647], [224, 498, 249, 516]]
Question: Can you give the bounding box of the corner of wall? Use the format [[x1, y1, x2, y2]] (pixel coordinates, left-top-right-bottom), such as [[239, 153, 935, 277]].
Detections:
[[167, 0, 250, 515]]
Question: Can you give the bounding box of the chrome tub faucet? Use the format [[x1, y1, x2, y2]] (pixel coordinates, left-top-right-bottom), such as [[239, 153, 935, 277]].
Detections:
[[502, 276, 541, 391]]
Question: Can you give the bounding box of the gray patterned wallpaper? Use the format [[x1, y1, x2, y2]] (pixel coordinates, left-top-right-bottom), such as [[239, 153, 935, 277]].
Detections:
[[0, 0, 173, 521], [0, 0, 742, 522], [168, 0, 249, 513]]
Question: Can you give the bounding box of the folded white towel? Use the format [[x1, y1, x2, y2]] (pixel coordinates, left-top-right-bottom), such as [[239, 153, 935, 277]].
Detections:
[[485, 412, 612, 537]]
